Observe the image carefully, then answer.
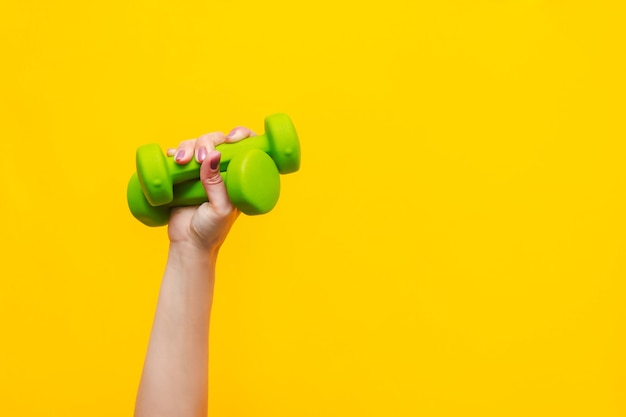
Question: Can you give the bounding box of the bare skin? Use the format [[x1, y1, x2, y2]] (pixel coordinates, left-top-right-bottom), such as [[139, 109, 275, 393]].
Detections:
[[135, 126, 256, 417]]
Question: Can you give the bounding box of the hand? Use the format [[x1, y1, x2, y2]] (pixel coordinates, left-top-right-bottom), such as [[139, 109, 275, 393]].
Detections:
[[165, 126, 257, 253]]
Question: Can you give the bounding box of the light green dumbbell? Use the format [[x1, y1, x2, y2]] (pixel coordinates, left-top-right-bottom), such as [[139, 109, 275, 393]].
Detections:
[[137, 113, 300, 206], [127, 149, 281, 227]]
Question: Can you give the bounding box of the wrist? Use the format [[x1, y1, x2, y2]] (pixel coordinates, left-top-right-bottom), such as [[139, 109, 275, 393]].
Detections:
[[167, 241, 219, 269]]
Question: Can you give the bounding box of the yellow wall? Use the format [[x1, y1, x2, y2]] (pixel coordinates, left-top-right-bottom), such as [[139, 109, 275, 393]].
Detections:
[[1, 1, 624, 415]]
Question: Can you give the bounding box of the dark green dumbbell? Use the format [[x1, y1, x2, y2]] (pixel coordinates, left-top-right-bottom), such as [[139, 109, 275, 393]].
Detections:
[[127, 149, 281, 227], [136, 113, 300, 206]]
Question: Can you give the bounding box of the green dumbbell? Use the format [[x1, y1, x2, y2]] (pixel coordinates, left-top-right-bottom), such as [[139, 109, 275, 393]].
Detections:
[[137, 112, 300, 206], [127, 149, 281, 227]]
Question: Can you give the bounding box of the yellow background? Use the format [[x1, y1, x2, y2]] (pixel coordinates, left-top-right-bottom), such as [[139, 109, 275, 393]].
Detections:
[[1, 0, 624, 415]]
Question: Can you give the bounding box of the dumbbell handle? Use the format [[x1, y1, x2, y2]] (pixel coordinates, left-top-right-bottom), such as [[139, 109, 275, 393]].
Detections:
[[159, 131, 283, 183], [216, 134, 274, 171], [156, 134, 275, 185], [127, 173, 222, 227], [168, 176, 220, 207], [217, 112, 300, 175]]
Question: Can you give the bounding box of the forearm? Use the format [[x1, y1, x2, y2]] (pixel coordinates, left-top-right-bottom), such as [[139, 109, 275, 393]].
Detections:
[[135, 243, 217, 417]]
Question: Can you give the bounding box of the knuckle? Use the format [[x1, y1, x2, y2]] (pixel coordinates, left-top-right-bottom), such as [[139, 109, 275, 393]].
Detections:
[[202, 173, 224, 186], [199, 131, 226, 145], [178, 139, 196, 148], [214, 205, 234, 219]]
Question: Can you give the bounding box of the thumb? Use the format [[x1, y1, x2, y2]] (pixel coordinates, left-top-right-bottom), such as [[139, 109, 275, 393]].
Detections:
[[200, 150, 233, 213]]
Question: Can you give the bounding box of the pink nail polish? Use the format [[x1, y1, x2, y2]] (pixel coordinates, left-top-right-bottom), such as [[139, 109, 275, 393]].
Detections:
[[197, 147, 207, 162], [226, 128, 238, 139], [210, 153, 221, 170], [175, 150, 185, 161]]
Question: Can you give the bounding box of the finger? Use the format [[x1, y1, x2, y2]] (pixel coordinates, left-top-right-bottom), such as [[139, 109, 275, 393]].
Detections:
[[200, 151, 234, 215], [166, 148, 176, 157], [195, 132, 226, 161], [225, 126, 257, 143], [173, 139, 196, 164]]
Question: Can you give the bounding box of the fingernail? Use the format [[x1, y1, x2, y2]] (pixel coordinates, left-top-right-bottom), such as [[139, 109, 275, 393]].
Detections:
[[197, 146, 207, 162], [226, 128, 238, 139], [210, 152, 221, 170], [175, 149, 185, 162]]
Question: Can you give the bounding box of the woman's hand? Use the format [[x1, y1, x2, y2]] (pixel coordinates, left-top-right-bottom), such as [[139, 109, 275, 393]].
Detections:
[[135, 125, 257, 417], [165, 126, 257, 254]]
